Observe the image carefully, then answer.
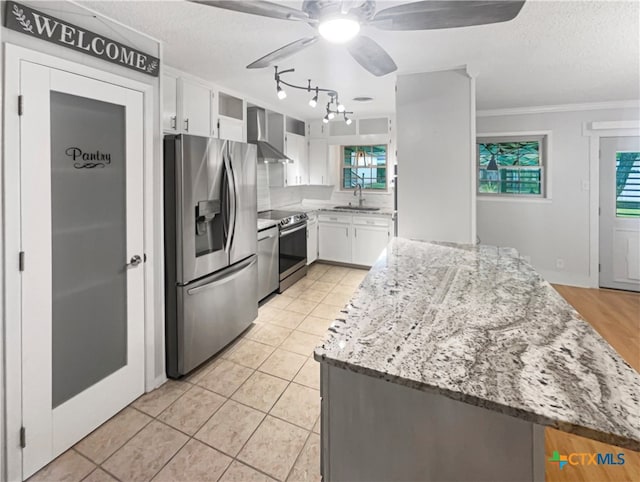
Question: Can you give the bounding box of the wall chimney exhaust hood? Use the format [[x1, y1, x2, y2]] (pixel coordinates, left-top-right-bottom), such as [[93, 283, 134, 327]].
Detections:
[[247, 106, 292, 164]]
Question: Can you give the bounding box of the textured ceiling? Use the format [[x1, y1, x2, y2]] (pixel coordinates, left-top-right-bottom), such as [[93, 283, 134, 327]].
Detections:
[[80, 0, 640, 120]]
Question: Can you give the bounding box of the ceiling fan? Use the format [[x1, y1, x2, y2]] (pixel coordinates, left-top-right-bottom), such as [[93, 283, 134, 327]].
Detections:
[[192, 1, 526, 77]]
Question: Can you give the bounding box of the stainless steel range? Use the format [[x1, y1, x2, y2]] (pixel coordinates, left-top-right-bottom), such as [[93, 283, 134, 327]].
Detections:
[[258, 210, 308, 293]]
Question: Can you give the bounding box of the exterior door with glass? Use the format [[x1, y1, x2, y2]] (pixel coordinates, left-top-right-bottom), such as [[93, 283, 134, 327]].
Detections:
[[20, 61, 145, 478], [599, 136, 640, 291]]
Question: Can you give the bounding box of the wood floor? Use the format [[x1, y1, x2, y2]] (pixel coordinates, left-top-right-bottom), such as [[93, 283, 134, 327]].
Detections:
[[546, 285, 640, 482]]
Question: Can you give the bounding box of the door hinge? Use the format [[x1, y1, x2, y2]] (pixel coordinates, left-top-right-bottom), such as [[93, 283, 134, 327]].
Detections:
[[18, 95, 23, 116], [598, 263, 601, 273], [20, 427, 26, 448], [19, 251, 25, 271], [598, 207, 601, 215]]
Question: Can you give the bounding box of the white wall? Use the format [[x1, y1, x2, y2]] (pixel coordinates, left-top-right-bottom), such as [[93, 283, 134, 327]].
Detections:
[[396, 68, 476, 243], [477, 106, 640, 287]]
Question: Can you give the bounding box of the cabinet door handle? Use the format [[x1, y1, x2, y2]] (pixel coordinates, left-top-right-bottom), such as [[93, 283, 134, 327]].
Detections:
[[184, 118, 189, 132], [170, 115, 176, 130], [354, 228, 357, 238], [346, 227, 348, 237]]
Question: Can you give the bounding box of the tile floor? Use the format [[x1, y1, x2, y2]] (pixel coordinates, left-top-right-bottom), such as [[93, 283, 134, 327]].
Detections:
[[30, 263, 367, 482]]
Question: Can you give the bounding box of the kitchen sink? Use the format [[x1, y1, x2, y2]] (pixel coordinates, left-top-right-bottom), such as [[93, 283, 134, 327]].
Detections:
[[333, 205, 381, 211]]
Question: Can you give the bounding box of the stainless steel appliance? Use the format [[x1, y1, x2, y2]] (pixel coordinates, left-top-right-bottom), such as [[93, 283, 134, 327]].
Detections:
[[247, 106, 292, 164], [258, 225, 279, 301], [258, 210, 308, 292], [164, 134, 258, 378]]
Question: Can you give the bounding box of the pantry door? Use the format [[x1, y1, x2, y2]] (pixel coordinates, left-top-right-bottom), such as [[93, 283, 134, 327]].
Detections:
[[20, 61, 145, 478]]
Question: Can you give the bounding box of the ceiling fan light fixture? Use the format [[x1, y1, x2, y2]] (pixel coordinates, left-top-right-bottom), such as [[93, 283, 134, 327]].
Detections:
[[328, 111, 336, 120], [318, 16, 361, 44], [337, 103, 345, 113]]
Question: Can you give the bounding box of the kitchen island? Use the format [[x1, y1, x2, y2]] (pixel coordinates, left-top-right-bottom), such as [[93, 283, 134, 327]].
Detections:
[[314, 238, 640, 482]]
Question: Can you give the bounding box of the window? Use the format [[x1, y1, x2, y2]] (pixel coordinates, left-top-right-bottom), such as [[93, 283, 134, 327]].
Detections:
[[616, 151, 640, 217], [477, 135, 547, 197], [342, 144, 388, 191]]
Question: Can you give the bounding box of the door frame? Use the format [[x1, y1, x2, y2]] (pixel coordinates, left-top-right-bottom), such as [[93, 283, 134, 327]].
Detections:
[[584, 120, 640, 288], [2, 43, 157, 481]]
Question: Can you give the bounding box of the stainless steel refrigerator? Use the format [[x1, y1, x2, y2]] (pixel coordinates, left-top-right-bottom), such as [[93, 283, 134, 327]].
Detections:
[[164, 134, 258, 378]]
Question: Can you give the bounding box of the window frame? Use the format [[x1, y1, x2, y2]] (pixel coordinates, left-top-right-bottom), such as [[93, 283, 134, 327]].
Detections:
[[477, 134, 549, 199], [340, 143, 389, 192]]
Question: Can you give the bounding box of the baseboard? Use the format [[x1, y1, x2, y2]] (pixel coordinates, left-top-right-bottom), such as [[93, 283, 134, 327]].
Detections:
[[147, 374, 167, 392], [537, 269, 592, 288]]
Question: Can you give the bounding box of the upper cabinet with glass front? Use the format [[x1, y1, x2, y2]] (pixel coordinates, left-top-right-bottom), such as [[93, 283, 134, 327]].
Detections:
[[216, 92, 246, 142]]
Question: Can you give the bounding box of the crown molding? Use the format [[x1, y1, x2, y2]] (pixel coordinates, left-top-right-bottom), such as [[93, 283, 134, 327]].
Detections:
[[477, 100, 640, 117]]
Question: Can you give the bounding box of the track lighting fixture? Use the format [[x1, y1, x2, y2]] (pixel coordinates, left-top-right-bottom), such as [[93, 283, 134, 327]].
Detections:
[[345, 116, 352, 125], [273, 66, 354, 124]]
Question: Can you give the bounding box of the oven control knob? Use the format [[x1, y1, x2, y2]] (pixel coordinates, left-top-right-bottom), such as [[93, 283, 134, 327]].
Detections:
[[282, 218, 290, 225]]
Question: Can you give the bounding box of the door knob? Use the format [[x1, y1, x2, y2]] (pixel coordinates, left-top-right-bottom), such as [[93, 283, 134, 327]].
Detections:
[[127, 255, 142, 267]]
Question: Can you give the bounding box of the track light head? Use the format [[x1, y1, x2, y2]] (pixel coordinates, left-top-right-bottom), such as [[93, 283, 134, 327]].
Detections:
[[277, 84, 287, 100], [337, 103, 345, 113], [309, 94, 318, 108], [345, 116, 352, 125], [323, 114, 329, 124], [328, 111, 335, 120]]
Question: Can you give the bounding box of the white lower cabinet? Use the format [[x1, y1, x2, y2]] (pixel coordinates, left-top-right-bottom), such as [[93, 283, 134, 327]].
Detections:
[[319, 215, 352, 264], [307, 217, 318, 264], [319, 214, 393, 266], [352, 225, 390, 266]]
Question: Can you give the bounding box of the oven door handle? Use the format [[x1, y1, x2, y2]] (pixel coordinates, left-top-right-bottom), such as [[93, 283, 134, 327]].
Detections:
[[279, 223, 307, 238]]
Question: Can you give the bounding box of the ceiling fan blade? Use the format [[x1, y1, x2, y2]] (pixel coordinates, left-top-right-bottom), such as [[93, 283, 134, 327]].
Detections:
[[247, 36, 319, 69], [370, 1, 525, 31], [191, 1, 309, 21], [346, 36, 397, 77]]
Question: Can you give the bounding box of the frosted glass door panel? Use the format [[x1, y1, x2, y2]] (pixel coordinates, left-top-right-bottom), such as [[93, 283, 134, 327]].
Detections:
[[50, 91, 127, 408]]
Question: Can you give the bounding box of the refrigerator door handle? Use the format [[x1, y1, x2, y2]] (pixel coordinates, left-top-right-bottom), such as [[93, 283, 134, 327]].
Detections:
[[187, 256, 256, 295], [224, 145, 237, 253]]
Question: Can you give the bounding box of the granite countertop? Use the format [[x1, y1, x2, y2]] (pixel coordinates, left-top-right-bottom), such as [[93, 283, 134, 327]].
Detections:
[[257, 219, 279, 231], [314, 238, 640, 451], [281, 200, 396, 217]]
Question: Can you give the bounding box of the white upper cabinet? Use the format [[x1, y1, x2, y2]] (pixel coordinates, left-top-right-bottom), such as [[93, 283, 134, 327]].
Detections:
[[308, 138, 328, 185], [162, 74, 178, 132], [285, 133, 308, 185], [308, 119, 328, 138], [180, 78, 213, 137]]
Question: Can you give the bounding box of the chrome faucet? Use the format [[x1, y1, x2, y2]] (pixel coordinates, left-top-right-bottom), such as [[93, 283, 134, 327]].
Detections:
[[354, 183, 365, 207]]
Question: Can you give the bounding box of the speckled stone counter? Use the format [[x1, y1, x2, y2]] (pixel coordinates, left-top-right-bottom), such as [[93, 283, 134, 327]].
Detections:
[[314, 238, 640, 452]]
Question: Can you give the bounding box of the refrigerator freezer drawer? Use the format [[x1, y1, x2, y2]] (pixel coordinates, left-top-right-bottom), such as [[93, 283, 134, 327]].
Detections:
[[168, 255, 258, 377]]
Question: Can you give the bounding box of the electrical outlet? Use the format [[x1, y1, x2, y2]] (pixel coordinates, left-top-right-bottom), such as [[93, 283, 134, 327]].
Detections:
[[556, 258, 565, 270]]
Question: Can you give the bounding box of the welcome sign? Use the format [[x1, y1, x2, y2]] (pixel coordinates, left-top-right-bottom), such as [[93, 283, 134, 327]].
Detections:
[[4, 1, 160, 77]]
